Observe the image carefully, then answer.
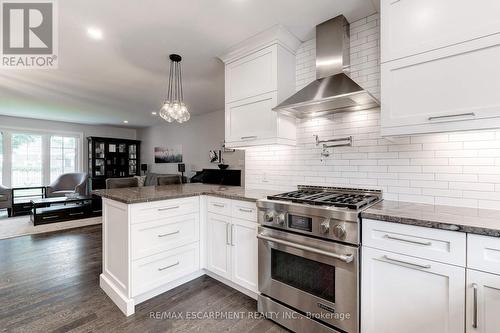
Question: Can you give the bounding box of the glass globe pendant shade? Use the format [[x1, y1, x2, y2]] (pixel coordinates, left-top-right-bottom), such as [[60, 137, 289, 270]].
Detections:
[[159, 54, 191, 124], [159, 101, 174, 122]]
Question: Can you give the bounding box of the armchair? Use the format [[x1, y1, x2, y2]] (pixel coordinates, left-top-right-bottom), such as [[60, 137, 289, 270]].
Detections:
[[46, 173, 88, 198], [0, 184, 12, 217]]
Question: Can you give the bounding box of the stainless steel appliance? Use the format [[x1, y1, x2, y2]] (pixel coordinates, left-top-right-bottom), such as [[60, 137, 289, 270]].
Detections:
[[272, 15, 379, 118], [257, 186, 382, 333]]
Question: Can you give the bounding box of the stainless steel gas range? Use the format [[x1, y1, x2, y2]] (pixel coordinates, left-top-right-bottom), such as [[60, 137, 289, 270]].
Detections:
[[256, 186, 382, 333]]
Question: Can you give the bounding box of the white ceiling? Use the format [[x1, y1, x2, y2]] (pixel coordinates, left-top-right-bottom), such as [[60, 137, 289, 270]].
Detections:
[[0, 0, 378, 128]]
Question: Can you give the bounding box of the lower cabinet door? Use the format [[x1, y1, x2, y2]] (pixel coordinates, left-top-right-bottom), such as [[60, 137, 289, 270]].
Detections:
[[230, 218, 258, 292], [466, 269, 500, 333], [206, 213, 232, 280], [361, 247, 465, 333]]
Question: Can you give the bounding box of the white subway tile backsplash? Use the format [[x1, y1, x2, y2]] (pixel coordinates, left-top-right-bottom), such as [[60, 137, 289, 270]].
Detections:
[[244, 14, 500, 210]]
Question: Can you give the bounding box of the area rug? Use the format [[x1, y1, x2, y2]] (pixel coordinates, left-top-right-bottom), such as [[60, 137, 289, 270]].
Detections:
[[0, 214, 102, 240]]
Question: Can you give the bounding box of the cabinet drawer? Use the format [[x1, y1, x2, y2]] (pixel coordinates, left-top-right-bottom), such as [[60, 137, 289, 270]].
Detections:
[[131, 242, 199, 297], [468, 234, 500, 276], [130, 197, 199, 224], [207, 196, 232, 216], [231, 200, 257, 222], [131, 213, 200, 260], [381, 0, 500, 62], [362, 219, 466, 266]]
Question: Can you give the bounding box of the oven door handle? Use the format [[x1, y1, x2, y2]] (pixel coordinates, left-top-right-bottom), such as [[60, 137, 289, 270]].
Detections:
[[257, 233, 354, 264]]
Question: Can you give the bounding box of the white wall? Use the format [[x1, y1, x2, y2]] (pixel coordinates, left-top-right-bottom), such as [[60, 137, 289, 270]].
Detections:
[[137, 109, 244, 179], [0, 115, 137, 184], [245, 14, 500, 210]]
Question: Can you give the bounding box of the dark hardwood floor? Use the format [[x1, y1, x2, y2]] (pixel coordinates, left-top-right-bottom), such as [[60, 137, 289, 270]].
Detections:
[[0, 225, 286, 333]]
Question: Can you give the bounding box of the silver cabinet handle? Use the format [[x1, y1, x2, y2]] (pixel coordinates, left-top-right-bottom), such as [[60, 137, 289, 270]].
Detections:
[[230, 224, 235, 246], [428, 112, 475, 121], [472, 283, 478, 329], [257, 233, 354, 263], [158, 230, 180, 238], [213, 203, 225, 208], [241, 136, 257, 140], [384, 234, 432, 246], [383, 255, 431, 269], [69, 212, 84, 216], [238, 208, 253, 213], [226, 223, 231, 246], [158, 206, 179, 211], [158, 261, 179, 271], [42, 215, 59, 219]]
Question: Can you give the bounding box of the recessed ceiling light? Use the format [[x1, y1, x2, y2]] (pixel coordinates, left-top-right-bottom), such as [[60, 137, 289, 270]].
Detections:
[[123, 120, 128, 124], [151, 112, 157, 115], [87, 27, 103, 40]]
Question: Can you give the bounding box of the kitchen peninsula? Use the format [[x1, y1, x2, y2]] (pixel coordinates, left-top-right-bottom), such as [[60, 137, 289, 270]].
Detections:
[[93, 184, 277, 316]]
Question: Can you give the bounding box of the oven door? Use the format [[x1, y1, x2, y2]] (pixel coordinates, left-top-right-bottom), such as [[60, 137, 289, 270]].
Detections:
[[258, 226, 359, 333]]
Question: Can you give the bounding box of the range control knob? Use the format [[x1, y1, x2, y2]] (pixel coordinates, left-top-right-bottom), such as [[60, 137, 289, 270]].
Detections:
[[320, 220, 330, 234], [264, 211, 275, 223], [275, 213, 286, 225], [333, 224, 347, 239]]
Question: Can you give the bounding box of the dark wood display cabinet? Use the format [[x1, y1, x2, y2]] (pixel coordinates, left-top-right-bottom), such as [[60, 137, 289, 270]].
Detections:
[[87, 137, 141, 190]]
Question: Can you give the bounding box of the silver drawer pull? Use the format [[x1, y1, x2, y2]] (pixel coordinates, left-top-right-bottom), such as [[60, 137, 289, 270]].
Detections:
[[158, 261, 179, 271], [472, 283, 478, 329], [383, 255, 431, 269], [241, 136, 257, 140], [158, 230, 180, 238], [93, 210, 102, 213], [428, 112, 475, 121], [238, 208, 253, 213], [42, 215, 59, 219], [158, 206, 179, 211], [384, 234, 432, 246], [213, 203, 225, 208], [257, 233, 353, 263], [69, 212, 84, 216]]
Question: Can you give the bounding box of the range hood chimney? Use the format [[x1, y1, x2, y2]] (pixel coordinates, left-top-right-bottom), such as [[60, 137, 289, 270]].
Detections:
[[273, 15, 379, 118]]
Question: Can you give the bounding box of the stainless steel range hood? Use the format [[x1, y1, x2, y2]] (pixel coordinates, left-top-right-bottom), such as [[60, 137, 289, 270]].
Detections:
[[273, 15, 379, 118]]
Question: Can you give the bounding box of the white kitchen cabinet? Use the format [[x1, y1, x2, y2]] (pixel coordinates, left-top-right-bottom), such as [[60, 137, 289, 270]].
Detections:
[[381, 0, 500, 63], [380, 0, 500, 136], [206, 212, 232, 280], [220, 26, 300, 147], [466, 269, 500, 333], [205, 198, 259, 294], [361, 246, 465, 333], [231, 218, 258, 292]]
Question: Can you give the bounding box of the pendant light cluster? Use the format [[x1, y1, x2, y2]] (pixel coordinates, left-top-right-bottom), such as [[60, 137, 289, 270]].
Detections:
[[159, 54, 190, 123]]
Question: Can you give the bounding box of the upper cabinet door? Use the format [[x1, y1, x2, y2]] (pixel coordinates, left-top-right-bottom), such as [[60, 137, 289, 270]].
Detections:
[[381, 34, 500, 136], [381, 0, 500, 62], [225, 46, 277, 104], [466, 269, 500, 333]]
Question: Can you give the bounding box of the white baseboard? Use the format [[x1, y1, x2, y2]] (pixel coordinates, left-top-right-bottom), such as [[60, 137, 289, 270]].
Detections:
[[100, 274, 135, 316], [204, 269, 258, 300]]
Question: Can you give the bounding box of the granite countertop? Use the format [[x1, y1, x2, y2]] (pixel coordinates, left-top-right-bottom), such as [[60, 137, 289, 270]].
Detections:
[[92, 183, 279, 204], [362, 200, 500, 237]]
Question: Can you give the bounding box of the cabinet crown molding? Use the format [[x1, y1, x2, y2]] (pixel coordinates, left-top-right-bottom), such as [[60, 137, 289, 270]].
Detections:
[[219, 24, 301, 64]]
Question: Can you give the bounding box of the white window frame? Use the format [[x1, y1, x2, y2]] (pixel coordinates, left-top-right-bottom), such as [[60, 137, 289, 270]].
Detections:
[[0, 126, 83, 187]]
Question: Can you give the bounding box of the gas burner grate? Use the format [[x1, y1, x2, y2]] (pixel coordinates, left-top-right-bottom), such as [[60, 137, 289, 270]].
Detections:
[[267, 190, 379, 210]]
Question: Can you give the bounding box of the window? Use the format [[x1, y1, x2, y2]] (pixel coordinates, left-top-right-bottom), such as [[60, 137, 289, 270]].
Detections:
[[11, 133, 43, 187], [50, 136, 77, 182], [0, 130, 81, 188]]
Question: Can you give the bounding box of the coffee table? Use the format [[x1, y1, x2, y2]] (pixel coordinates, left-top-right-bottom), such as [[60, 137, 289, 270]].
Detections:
[[30, 195, 101, 225]]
